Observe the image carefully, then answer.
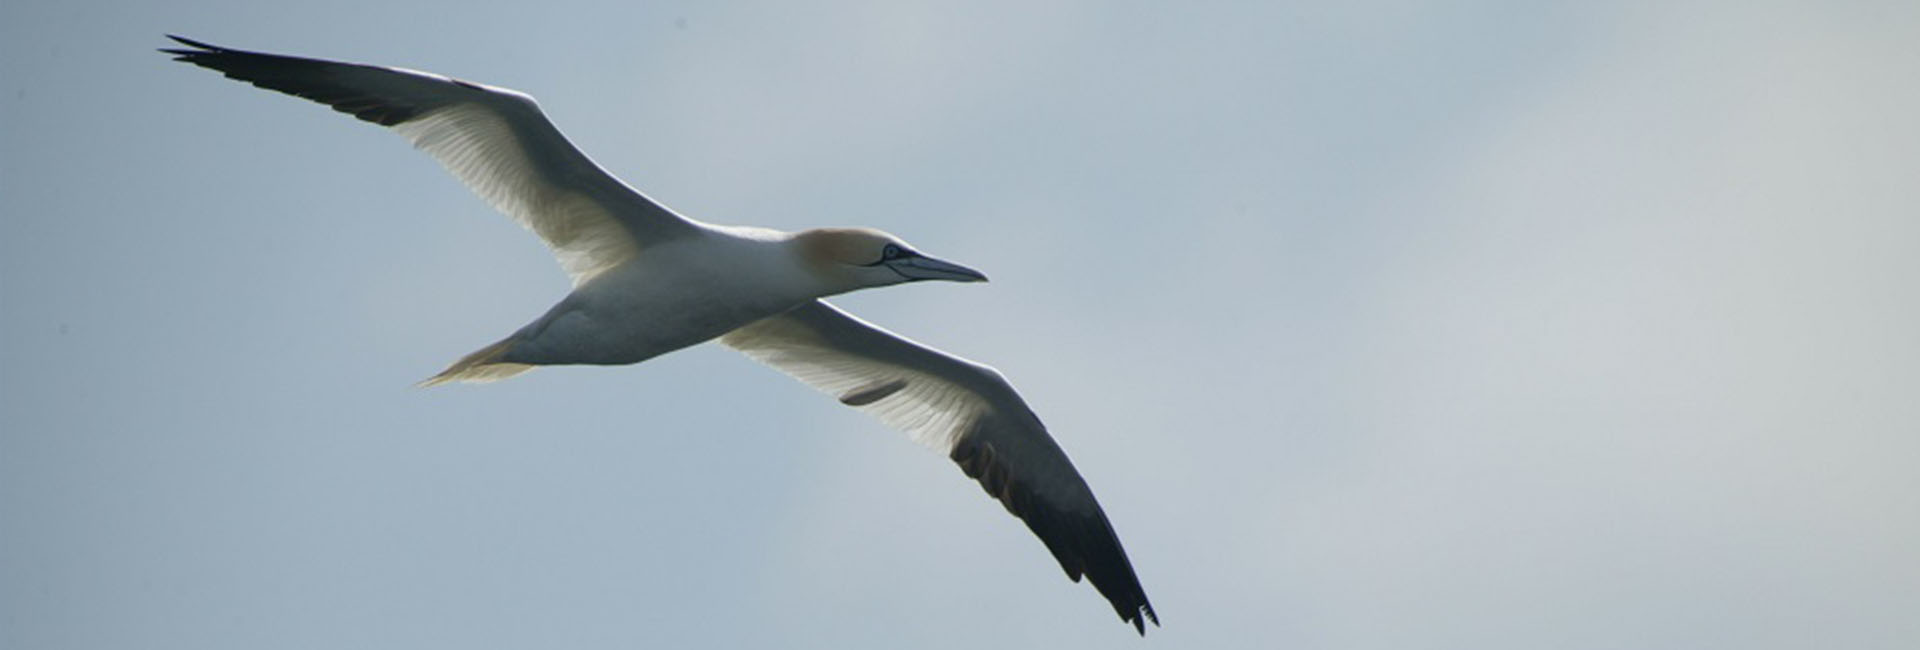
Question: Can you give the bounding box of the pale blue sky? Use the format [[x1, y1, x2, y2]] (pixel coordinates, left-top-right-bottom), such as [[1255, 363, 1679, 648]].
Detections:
[[4, 1, 1917, 648]]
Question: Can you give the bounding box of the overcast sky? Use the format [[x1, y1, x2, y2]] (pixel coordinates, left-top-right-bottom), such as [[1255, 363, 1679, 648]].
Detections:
[[4, 1, 1917, 648]]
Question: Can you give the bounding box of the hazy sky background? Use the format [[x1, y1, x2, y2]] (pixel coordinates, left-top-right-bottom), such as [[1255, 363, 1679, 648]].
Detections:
[[4, 1, 1917, 648]]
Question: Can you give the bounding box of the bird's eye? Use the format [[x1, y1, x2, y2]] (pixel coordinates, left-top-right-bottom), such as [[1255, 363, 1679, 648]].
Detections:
[[881, 244, 901, 260]]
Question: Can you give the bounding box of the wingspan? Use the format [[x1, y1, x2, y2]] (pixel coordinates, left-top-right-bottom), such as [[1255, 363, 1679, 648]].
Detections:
[[721, 300, 1158, 633], [161, 36, 701, 285]]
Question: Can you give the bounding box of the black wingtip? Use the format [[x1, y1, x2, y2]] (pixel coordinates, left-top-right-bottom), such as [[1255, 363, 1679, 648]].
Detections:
[[164, 34, 220, 51], [159, 35, 217, 60], [1130, 603, 1159, 635], [154, 34, 436, 128], [949, 432, 1159, 635], [1123, 600, 1157, 635]]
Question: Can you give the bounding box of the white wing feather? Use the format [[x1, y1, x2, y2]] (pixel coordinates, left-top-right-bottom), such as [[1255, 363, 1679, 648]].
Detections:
[[392, 101, 648, 284], [163, 37, 700, 286], [722, 301, 987, 453]]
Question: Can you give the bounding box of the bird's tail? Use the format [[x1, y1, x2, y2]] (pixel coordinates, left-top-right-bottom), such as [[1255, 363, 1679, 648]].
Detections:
[[418, 338, 534, 387]]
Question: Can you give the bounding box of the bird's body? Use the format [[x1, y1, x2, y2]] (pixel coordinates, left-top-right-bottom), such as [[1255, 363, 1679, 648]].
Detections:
[[163, 36, 1157, 633], [458, 226, 814, 378]]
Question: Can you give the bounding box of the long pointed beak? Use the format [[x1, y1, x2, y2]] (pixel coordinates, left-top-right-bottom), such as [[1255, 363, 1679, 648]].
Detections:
[[888, 255, 989, 282]]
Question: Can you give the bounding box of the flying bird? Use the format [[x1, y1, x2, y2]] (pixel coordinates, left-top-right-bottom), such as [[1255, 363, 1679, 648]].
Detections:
[[161, 36, 1157, 633]]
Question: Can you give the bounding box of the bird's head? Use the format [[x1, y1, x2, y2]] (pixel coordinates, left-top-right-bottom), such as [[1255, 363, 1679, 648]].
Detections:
[[793, 227, 988, 294]]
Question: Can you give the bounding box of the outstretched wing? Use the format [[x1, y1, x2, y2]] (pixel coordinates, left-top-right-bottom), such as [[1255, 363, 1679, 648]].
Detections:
[[162, 36, 701, 285], [721, 300, 1158, 633]]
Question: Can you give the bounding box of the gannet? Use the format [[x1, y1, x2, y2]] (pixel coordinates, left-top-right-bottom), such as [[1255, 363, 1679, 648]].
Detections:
[[162, 36, 1157, 633]]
